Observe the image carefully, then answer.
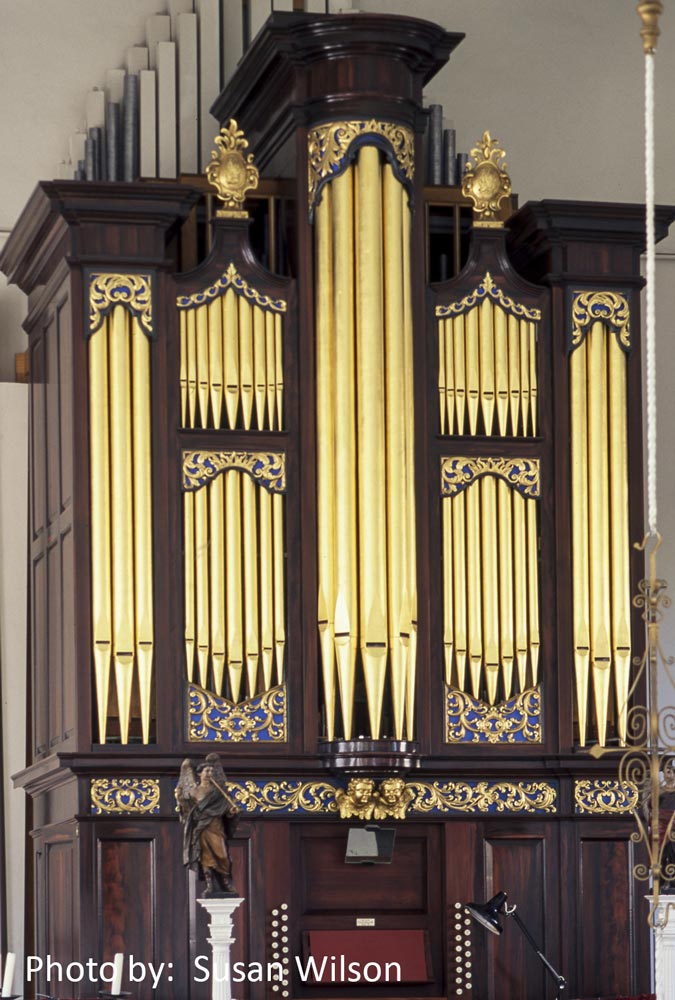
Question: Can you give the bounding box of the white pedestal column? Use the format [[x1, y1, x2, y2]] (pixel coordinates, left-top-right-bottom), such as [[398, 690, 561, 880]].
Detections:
[[197, 897, 245, 1000], [650, 896, 675, 1000]]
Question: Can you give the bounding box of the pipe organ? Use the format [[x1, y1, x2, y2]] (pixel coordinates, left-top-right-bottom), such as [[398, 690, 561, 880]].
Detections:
[[3, 11, 674, 1000]]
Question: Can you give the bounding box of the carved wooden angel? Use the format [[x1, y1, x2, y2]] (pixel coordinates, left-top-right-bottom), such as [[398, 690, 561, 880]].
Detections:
[[175, 754, 240, 896]]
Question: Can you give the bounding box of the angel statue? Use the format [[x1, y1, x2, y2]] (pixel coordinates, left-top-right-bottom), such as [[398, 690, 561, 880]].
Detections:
[[175, 754, 240, 896]]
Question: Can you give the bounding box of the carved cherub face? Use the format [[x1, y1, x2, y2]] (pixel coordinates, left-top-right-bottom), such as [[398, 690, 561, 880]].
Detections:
[[380, 778, 405, 804], [349, 778, 375, 804]]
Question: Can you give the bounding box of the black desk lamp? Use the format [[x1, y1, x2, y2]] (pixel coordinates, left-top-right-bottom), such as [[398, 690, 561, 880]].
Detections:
[[466, 891, 566, 992]]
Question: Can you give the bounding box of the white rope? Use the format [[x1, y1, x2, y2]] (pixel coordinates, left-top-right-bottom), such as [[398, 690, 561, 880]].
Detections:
[[645, 51, 658, 535]]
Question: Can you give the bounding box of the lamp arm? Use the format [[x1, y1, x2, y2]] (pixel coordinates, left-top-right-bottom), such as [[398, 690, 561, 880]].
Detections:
[[508, 908, 566, 990]]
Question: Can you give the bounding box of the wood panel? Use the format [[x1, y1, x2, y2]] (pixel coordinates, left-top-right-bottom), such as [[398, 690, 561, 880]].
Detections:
[[98, 836, 155, 997], [45, 837, 77, 1000]]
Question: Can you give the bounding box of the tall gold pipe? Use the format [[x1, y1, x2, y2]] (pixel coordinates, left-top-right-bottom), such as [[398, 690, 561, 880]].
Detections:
[[208, 297, 223, 429], [356, 146, 388, 739], [519, 318, 530, 436], [259, 486, 274, 692], [273, 492, 286, 685], [196, 304, 209, 427], [438, 319, 447, 435], [184, 490, 195, 683], [587, 321, 612, 745], [445, 317, 456, 436], [316, 187, 337, 739], [513, 489, 529, 692], [223, 289, 239, 428], [481, 476, 499, 704], [209, 474, 226, 695], [479, 300, 495, 435], [109, 305, 135, 744], [186, 307, 197, 429], [529, 321, 538, 436], [225, 472, 243, 702], [253, 305, 266, 429], [242, 473, 260, 697], [498, 480, 514, 699], [275, 313, 284, 429], [332, 166, 358, 740], [454, 315, 466, 435], [609, 334, 631, 742], [443, 499, 454, 685], [401, 184, 416, 741], [527, 499, 540, 686], [89, 320, 112, 742], [570, 339, 591, 744], [195, 484, 210, 690], [239, 297, 254, 430], [265, 311, 276, 430], [466, 307, 480, 435], [452, 491, 468, 692], [131, 319, 154, 744], [508, 314, 521, 435], [466, 482, 483, 699], [179, 310, 187, 427], [494, 306, 509, 436]]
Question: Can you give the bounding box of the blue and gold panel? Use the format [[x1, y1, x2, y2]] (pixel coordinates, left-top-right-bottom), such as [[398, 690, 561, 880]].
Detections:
[[182, 450, 286, 493], [188, 683, 287, 743], [574, 779, 638, 815], [176, 262, 286, 313], [435, 272, 541, 322], [90, 778, 161, 815], [569, 289, 630, 353], [446, 686, 542, 744], [89, 272, 153, 337], [441, 457, 539, 499]]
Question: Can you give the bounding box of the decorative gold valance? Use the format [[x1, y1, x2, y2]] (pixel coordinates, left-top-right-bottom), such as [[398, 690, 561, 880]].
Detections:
[[89, 272, 153, 336], [435, 272, 541, 321], [441, 457, 540, 498], [177, 262, 286, 313], [182, 450, 286, 493], [570, 290, 631, 350]]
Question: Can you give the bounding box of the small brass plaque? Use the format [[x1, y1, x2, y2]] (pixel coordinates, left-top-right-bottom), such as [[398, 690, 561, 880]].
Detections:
[[356, 918, 375, 927]]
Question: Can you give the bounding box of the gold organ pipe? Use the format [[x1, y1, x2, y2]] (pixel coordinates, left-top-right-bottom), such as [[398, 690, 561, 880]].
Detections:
[[466, 307, 480, 435], [208, 298, 223, 428], [383, 162, 408, 740], [452, 491, 468, 692], [89, 320, 112, 742], [196, 304, 209, 426], [109, 305, 135, 745], [498, 480, 514, 699], [275, 313, 284, 429], [513, 489, 529, 692], [273, 492, 286, 685], [356, 146, 388, 739], [242, 473, 260, 697], [481, 476, 500, 704], [316, 187, 337, 739], [445, 317, 455, 436], [466, 482, 483, 699], [131, 318, 154, 744], [239, 297, 254, 430], [194, 484, 210, 690], [529, 322, 538, 435], [519, 317, 530, 436], [209, 474, 226, 695], [401, 184, 416, 741], [265, 311, 276, 430], [494, 306, 509, 436], [225, 472, 243, 702], [587, 321, 612, 745], [508, 314, 521, 435], [609, 333, 631, 742], [453, 315, 466, 434], [223, 289, 239, 428], [570, 339, 591, 744], [253, 305, 266, 429], [179, 310, 187, 427], [527, 499, 540, 686], [332, 166, 358, 740], [184, 491, 195, 683], [479, 300, 495, 435], [259, 486, 274, 692], [186, 307, 197, 428], [443, 498, 454, 686], [438, 318, 447, 435]]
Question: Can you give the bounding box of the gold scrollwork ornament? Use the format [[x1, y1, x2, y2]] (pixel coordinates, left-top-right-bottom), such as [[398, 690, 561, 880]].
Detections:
[[206, 120, 260, 218], [574, 779, 639, 815], [461, 132, 512, 226], [90, 778, 161, 815]]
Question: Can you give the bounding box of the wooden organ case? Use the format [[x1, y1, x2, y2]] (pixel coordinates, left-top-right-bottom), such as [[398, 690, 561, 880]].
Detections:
[[2, 11, 674, 1000]]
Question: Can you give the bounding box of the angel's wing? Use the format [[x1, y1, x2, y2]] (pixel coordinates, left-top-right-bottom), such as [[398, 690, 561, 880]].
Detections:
[[204, 752, 227, 788], [175, 758, 198, 812]]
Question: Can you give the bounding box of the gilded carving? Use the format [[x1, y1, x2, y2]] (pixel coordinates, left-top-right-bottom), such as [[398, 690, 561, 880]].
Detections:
[[176, 262, 287, 313], [183, 450, 286, 493], [571, 290, 631, 350], [574, 779, 639, 815], [89, 272, 152, 336], [188, 683, 287, 743], [441, 456, 540, 498], [90, 778, 160, 815], [446, 686, 542, 744], [206, 120, 259, 217], [373, 777, 415, 820], [435, 272, 541, 321], [336, 778, 377, 820], [307, 119, 414, 215], [461, 132, 512, 225], [226, 780, 340, 814], [407, 779, 557, 814]]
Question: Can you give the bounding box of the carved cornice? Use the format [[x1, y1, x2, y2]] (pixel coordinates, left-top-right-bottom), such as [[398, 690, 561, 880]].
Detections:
[[183, 451, 286, 493], [441, 457, 540, 498]]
